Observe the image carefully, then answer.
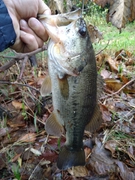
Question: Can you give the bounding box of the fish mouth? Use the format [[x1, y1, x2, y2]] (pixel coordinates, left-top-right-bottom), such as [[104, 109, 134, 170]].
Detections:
[[50, 43, 85, 78]]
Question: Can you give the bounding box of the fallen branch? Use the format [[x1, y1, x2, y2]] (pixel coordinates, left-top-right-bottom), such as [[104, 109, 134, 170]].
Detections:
[[96, 40, 110, 56], [101, 78, 135, 100], [0, 80, 39, 92], [0, 45, 48, 72]]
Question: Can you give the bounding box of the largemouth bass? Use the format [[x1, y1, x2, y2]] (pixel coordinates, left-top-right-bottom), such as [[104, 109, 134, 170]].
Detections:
[[39, 9, 102, 170]]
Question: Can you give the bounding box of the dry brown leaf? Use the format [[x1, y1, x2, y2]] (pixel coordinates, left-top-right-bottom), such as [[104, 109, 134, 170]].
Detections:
[[100, 104, 112, 122], [89, 139, 116, 175], [7, 114, 25, 128], [11, 153, 21, 163], [100, 69, 112, 79], [12, 100, 28, 110], [87, 24, 103, 43], [96, 53, 107, 67], [105, 78, 123, 91], [18, 133, 36, 143], [107, 0, 135, 30], [104, 140, 119, 157], [84, 147, 91, 161], [106, 56, 118, 73], [118, 74, 129, 84], [68, 166, 89, 177], [0, 128, 10, 137], [115, 49, 132, 60], [116, 161, 135, 180]]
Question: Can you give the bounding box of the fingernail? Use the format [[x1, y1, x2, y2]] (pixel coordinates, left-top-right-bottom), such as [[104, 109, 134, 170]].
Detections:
[[20, 20, 28, 29], [28, 18, 39, 29]]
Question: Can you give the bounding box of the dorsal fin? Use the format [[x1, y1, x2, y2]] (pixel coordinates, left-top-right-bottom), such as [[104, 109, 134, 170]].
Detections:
[[85, 104, 102, 132]]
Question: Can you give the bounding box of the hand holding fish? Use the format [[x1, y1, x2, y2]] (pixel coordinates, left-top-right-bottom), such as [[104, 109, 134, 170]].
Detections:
[[3, 0, 51, 53]]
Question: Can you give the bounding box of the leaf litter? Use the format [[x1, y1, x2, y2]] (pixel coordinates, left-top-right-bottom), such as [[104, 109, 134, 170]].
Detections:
[[0, 45, 135, 179]]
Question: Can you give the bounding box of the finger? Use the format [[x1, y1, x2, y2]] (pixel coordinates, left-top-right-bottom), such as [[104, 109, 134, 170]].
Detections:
[[20, 31, 39, 52], [38, 0, 51, 15], [20, 19, 43, 48], [28, 17, 48, 42]]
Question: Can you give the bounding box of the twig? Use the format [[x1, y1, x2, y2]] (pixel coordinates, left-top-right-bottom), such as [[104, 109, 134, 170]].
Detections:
[[96, 40, 110, 56], [0, 80, 39, 92], [0, 45, 48, 72], [101, 78, 135, 100], [18, 56, 29, 80]]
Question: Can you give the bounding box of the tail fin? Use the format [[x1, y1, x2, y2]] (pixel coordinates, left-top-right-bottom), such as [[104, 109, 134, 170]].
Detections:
[[57, 146, 85, 170]]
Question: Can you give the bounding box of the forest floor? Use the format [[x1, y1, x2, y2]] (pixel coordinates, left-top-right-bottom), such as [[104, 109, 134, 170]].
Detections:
[[0, 15, 135, 180]]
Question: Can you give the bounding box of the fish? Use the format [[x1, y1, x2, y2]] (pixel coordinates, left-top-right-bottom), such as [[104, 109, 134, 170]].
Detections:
[[39, 9, 103, 170]]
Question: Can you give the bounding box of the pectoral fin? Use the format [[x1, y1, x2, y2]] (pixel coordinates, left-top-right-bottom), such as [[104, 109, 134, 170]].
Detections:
[[45, 111, 64, 137], [85, 104, 102, 132], [58, 76, 69, 99], [40, 75, 52, 97]]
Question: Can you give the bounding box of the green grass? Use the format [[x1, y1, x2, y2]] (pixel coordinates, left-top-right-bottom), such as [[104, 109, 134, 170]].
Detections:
[[86, 13, 135, 55]]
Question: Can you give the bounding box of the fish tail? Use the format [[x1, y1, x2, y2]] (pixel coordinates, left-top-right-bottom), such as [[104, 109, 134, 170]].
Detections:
[[57, 146, 85, 170]]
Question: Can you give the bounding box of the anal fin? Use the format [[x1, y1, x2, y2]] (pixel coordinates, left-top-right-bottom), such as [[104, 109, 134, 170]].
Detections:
[[85, 104, 102, 132], [45, 111, 64, 137]]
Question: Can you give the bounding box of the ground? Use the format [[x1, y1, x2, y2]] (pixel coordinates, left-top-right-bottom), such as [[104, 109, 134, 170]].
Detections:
[[0, 14, 135, 180]]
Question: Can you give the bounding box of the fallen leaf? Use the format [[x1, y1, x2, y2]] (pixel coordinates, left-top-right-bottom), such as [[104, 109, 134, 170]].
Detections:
[[68, 166, 89, 177], [107, 0, 135, 30], [100, 104, 112, 122], [87, 24, 103, 43], [106, 56, 118, 73], [12, 100, 28, 110], [40, 150, 58, 163], [116, 161, 135, 180], [105, 78, 123, 91], [89, 139, 116, 175], [100, 69, 112, 79], [104, 140, 119, 157], [19, 133, 36, 143], [11, 153, 22, 163], [30, 148, 42, 156]]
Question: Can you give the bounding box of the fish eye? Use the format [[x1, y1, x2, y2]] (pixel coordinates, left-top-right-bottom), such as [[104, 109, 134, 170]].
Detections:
[[78, 27, 87, 37]]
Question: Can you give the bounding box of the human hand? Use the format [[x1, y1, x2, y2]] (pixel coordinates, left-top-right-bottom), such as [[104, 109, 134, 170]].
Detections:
[[3, 0, 51, 53]]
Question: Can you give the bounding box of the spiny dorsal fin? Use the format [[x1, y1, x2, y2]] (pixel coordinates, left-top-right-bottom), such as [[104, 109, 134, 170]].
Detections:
[[40, 75, 52, 97], [58, 76, 69, 99], [85, 104, 102, 132], [45, 111, 64, 137], [97, 74, 104, 100]]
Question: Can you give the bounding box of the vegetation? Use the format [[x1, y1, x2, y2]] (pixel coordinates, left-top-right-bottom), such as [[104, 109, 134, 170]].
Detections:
[[0, 1, 135, 179]]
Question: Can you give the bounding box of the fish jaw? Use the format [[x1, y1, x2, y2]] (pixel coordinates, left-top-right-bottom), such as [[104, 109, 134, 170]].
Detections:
[[48, 40, 81, 78], [40, 10, 89, 77], [39, 8, 82, 26], [57, 146, 85, 170], [39, 9, 82, 43]]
